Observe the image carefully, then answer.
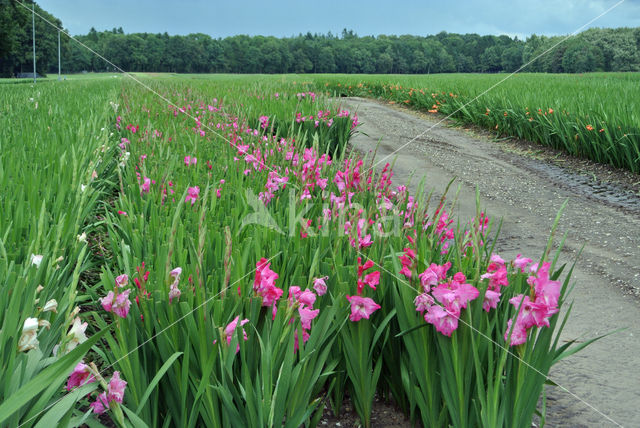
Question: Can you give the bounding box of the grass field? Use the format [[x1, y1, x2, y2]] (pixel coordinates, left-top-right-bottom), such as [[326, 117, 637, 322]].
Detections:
[[308, 73, 640, 173], [0, 74, 603, 427]]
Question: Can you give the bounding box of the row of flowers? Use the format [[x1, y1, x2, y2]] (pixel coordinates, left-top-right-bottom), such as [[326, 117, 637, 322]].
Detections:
[[55, 80, 580, 427]]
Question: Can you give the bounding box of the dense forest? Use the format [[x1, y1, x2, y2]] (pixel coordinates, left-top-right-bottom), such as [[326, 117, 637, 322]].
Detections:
[[2, 0, 640, 77]]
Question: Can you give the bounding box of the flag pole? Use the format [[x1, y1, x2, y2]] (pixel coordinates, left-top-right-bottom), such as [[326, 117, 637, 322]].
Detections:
[[58, 29, 61, 80], [32, 3, 36, 83]]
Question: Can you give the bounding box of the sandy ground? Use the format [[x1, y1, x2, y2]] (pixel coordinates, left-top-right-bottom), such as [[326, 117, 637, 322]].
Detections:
[[330, 97, 640, 427]]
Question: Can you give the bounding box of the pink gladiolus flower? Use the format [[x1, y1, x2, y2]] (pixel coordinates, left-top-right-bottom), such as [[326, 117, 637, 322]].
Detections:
[[356, 258, 379, 295], [483, 289, 501, 312], [170, 267, 182, 279], [481, 263, 509, 291], [107, 371, 127, 404], [431, 281, 479, 315], [504, 318, 528, 346], [100, 291, 115, 312], [254, 258, 284, 307], [509, 294, 551, 328], [255, 258, 279, 290], [346, 295, 381, 322], [225, 316, 249, 344], [424, 305, 459, 337], [115, 274, 128, 288], [169, 283, 181, 303], [90, 371, 127, 414], [512, 254, 533, 272], [90, 392, 109, 414], [452, 272, 466, 285], [298, 289, 316, 307], [294, 328, 310, 351], [418, 269, 438, 292], [298, 306, 320, 329], [530, 268, 561, 309], [261, 285, 283, 307], [185, 186, 200, 206], [419, 262, 452, 291], [398, 247, 417, 278], [490, 254, 505, 265], [288, 286, 302, 306], [399, 266, 412, 277], [313, 276, 328, 296], [168, 267, 182, 303], [112, 289, 131, 318], [140, 177, 151, 194], [414, 293, 435, 313], [362, 271, 380, 290], [451, 282, 480, 307], [66, 362, 95, 391], [117, 210, 128, 216], [223, 316, 249, 353]]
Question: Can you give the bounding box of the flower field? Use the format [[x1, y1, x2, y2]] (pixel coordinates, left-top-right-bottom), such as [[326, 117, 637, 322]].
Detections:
[[0, 75, 602, 427], [313, 72, 640, 173]]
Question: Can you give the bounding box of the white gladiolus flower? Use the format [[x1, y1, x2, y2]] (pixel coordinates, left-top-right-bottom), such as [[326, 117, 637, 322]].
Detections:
[[43, 299, 58, 313], [67, 317, 88, 352], [30, 254, 43, 267], [18, 317, 40, 352], [77, 233, 87, 243]]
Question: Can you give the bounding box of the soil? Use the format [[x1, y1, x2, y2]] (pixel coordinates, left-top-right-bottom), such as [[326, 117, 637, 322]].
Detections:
[[329, 97, 640, 428], [321, 394, 412, 428]]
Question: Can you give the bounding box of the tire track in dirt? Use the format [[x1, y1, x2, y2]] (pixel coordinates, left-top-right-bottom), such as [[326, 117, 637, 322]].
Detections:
[[339, 97, 640, 428]]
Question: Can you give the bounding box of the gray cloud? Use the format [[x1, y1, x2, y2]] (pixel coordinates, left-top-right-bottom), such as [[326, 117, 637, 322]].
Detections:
[[38, 0, 639, 38]]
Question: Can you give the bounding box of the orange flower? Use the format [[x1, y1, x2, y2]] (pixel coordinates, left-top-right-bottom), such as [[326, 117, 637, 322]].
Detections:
[[586, 125, 594, 131], [548, 108, 554, 114]]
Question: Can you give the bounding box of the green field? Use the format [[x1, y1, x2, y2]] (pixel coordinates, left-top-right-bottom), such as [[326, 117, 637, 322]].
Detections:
[[0, 74, 606, 427], [310, 73, 640, 172]]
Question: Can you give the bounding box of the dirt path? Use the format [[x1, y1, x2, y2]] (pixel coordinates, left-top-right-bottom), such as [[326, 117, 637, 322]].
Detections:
[[339, 97, 640, 427]]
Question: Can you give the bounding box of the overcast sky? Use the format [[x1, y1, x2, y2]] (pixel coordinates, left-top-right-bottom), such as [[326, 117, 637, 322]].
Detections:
[[37, 0, 640, 39]]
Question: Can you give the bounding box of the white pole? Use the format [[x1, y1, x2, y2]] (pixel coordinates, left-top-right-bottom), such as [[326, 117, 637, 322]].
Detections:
[[32, 3, 36, 83], [58, 30, 61, 80]]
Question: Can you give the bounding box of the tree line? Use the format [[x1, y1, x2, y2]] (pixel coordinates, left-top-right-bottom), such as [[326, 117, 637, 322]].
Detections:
[[2, 0, 640, 77]]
